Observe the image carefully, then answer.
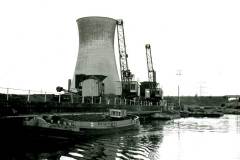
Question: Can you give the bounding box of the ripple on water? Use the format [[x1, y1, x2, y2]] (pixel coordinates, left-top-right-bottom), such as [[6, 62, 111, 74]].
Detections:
[[11, 115, 240, 160]]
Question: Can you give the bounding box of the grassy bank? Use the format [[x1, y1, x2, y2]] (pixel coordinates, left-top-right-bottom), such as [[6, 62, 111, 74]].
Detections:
[[165, 96, 227, 107]]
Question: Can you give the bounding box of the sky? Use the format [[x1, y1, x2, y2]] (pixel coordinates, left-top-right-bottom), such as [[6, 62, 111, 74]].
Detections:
[[0, 0, 240, 96]]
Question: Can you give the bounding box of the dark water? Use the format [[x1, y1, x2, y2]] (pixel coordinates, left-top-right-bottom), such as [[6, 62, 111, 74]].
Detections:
[[3, 115, 240, 160]]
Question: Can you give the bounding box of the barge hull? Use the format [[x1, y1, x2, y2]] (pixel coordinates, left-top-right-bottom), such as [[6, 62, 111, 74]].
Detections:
[[22, 123, 140, 140]]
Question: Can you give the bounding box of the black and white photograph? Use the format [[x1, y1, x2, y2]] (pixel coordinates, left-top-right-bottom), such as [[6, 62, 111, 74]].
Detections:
[[0, 0, 240, 159]]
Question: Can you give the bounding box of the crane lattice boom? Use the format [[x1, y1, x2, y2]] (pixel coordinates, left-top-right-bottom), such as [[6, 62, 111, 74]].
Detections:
[[145, 44, 156, 82], [116, 19, 132, 82]]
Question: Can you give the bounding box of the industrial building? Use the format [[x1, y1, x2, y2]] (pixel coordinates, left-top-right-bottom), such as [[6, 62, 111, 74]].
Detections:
[[71, 16, 122, 96], [69, 16, 162, 101]]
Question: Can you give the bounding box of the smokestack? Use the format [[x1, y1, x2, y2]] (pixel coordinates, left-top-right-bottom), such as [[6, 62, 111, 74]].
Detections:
[[68, 79, 71, 91]]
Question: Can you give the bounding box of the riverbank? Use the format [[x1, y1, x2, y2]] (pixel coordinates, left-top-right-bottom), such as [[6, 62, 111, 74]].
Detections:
[[222, 108, 240, 115], [182, 105, 240, 117]]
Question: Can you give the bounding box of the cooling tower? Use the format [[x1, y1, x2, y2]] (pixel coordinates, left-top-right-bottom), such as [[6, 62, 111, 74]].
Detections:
[[72, 16, 121, 96]]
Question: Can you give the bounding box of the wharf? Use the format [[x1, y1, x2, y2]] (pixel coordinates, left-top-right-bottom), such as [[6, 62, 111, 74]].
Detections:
[[1, 110, 175, 120]]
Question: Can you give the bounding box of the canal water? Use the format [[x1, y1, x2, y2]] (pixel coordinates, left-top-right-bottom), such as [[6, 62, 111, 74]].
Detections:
[[3, 114, 240, 160]]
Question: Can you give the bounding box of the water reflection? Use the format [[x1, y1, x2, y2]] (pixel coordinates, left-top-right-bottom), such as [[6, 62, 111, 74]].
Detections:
[[236, 115, 240, 134], [60, 127, 163, 160], [157, 115, 240, 160], [3, 115, 240, 160], [55, 121, 163, 160], [165, 116, 231, 133]]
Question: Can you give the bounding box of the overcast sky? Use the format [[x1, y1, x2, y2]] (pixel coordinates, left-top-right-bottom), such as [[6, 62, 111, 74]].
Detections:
[[0, 0, 240, 96]]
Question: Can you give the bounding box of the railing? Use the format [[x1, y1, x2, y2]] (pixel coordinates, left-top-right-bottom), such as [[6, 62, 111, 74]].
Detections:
[[0, 86, 168, 106], [0, 86, 57, 103], [0, 86, 171, 115]]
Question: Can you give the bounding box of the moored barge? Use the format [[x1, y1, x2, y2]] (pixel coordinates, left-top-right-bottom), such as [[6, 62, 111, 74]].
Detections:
[[23, 109, 140, 139]]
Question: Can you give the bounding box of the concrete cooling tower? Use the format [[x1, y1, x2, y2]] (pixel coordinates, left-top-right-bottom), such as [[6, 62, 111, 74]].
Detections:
[[72, 16, 121, 96]]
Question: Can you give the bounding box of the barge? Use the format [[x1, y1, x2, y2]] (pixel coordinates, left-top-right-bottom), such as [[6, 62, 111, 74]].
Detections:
[[23, 109, 140, 139]]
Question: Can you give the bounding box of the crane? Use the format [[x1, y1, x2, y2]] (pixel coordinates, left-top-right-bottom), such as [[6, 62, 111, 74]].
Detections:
[[145, 44, 156, 83], [144, 44, 163, 101], [116, 19, 132, 82], [116, 19, 133, 97]]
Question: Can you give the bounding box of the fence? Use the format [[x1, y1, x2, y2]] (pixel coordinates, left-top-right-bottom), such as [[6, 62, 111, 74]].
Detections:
[[0, 86, 170, 115], [0, 86, 58, 103], [0, 86, 167, 106]]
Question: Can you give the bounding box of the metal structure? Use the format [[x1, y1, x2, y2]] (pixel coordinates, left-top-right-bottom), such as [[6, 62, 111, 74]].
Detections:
[[72, 17, 121, 96], [141, 44, 163, 101], [145, 44, 156, 83], [116, 19, 133, 83], [176, 70, 182, 107], [116, 19, 134, 97]]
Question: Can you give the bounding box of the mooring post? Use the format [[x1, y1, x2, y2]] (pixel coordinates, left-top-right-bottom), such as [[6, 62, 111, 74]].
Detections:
[[114, 97, 116, 105], [44, 92, 47, 103], [91, 96, 94, 104], [27, 90, 30, 103], [71, 93, 73, 104], [6, 88, 9, 101], [105, 97, 108, 105], [99, 96, 101, 104], [106, 97, 109, 105], [82, 96, 84, 103], [58, 93, 61, 104]]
